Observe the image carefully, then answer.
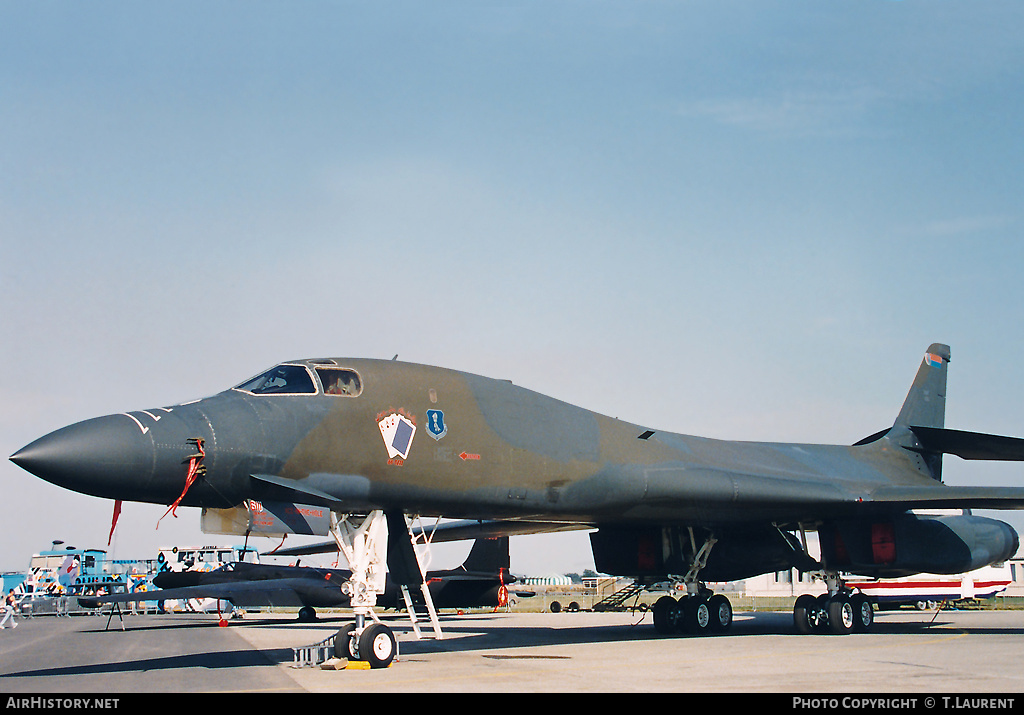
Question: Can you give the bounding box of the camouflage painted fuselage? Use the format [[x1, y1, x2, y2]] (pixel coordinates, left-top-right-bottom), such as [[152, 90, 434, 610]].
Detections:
[[12, 350, 1024, 581], [10, 359, 934, 520]]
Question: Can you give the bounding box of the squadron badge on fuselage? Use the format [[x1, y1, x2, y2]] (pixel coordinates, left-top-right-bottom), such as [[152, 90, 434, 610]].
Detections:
[[426, 409, 447, 441], [378, 411, 416, 463]]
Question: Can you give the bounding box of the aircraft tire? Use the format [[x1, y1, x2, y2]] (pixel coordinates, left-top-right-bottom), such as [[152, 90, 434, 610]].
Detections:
[[793, 594, 817, 635], [709, 594, 732, 632], [813, 594, 832, 633], [297, 606, 317, 622], [359, 623, 397, 669], [828, 595, 855, 635], [852, 594, 873, 633], [670, 599, 690, 633], [652, 596, 677, 635], [684, 597, 712, 635], [334, 624, 358, 660]]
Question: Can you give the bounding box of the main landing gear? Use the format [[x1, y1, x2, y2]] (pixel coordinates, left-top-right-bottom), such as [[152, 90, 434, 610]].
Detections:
[[652, 591, 734, 636], [651, 530, 734, 637], [792, 574, 874, 635], [646, 527, 875, 637]]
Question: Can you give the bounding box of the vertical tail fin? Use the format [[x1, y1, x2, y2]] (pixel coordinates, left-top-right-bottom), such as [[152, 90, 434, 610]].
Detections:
[[890, 343, 951, 481], [859, 344, 1024, 478], [461, 537, 510, 573], [894, 343, 950, 429]]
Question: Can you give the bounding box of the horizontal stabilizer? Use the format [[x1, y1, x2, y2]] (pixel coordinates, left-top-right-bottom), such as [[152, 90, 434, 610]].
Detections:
[[909, 426, 1024, 461], [263, 540, 336, 558]]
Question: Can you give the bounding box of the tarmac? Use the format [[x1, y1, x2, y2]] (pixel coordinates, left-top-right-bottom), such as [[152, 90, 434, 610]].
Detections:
[[1, 607, 1023, 695]]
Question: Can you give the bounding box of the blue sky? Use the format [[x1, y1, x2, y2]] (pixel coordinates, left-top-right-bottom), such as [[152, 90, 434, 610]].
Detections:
[[2, 1, 1024, 575]]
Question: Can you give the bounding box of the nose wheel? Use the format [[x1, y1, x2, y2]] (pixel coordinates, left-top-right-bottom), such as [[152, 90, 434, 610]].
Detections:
[[334, 621, 397, 669], [360, 624, 397, 668], [335, 622, 397, 668]]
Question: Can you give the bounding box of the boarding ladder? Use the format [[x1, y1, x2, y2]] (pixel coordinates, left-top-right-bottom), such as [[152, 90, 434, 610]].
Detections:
[[592, 581, 646, 612], [397, 515, 444, 640]]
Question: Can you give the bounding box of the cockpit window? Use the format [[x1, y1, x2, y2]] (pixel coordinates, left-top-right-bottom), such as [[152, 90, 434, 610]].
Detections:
[[316, 367, 362, 397], [234, 365, 317, 395]]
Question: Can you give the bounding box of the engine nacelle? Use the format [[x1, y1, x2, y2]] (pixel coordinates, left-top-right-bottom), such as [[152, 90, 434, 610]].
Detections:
[[820, 513, 1019, 578], [590, 525, 817, 582]]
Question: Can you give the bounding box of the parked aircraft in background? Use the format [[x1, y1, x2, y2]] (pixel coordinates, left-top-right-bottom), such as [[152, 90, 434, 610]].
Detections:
[[12, 343, 1024, 667], [79, 537, 526, 620]]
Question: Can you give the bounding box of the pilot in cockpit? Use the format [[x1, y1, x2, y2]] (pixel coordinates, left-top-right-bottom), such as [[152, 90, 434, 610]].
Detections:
[[325, 372, 358, 395]]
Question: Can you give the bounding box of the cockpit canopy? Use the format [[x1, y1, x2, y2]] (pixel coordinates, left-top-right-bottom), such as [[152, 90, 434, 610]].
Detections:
[[317, 366, 361, 396], [233, 363, 362, 397]]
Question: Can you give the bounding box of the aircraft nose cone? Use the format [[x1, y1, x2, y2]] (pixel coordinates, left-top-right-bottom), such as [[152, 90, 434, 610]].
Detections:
[[10, 414, 156, 501]]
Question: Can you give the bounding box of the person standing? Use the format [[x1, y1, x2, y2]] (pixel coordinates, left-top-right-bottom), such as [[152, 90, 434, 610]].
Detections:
[[0, 589, 18, 629]]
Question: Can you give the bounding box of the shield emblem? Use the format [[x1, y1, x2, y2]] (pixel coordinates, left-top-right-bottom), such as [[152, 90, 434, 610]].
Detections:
[[426, 409, 447, 440]]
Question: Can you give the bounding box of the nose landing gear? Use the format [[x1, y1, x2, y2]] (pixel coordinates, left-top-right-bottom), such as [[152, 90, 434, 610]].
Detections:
[[329, 510, 444, 669], [329, 511, 397, 669]]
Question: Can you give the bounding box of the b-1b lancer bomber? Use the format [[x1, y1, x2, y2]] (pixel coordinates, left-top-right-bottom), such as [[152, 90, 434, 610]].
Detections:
[[11, 344, 1024, 667]]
